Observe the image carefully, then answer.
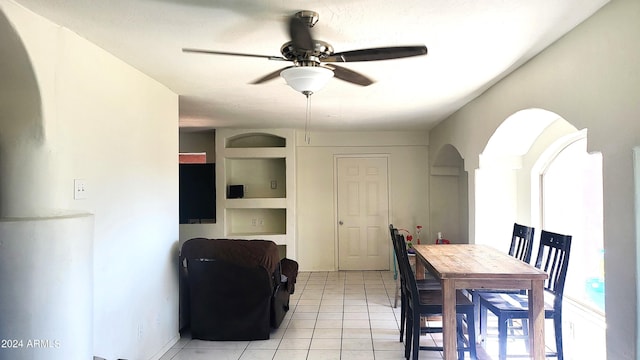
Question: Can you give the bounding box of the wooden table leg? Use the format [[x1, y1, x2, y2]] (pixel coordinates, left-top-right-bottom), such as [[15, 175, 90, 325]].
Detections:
[[414, 255, 425, 280], [442, 279, 457, 360], [528, 279, 546, 360]]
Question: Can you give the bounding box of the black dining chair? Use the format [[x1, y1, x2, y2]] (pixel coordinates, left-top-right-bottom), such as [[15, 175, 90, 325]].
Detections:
[[389, 225, 441, 343], [508, 223, 536, 263], [478, 230, 572, 360], [472, 223, 535, 339], [392, 226, 477, 360]]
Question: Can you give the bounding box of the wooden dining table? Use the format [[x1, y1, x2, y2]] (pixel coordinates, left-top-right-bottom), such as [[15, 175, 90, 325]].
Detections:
[[412, 244, 549, 360]]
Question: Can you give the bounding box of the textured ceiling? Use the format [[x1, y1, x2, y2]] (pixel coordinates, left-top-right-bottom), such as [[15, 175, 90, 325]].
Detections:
[[13, 0, 608, 131]]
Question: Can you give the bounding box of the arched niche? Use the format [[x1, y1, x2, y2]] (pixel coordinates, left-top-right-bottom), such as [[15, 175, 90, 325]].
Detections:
[[226, 133, 286, 148], [430, 144, 468, 244], [0, 6, 47, 217], [0, 9, 93, 359]]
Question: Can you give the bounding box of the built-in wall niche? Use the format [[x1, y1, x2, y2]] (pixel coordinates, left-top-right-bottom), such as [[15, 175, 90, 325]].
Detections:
[[225, 158, 286, 198], [226, 133, 286, 148], [217, 129, 293, 257], [226, 208, 286, 235]]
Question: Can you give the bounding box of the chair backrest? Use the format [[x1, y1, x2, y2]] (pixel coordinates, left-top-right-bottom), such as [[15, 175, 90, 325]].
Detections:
[[509, 223, 535, 263], [389, 224, 402, 265], [389, 226, 409, 277], [389, 224, 409, 283], [389, 224, 406, 286], [392, 228, 420, 300], [533, 230, 572, 303]]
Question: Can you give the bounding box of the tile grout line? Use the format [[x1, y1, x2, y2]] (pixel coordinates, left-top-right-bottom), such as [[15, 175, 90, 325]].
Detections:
[[308, 271, 327, 360]]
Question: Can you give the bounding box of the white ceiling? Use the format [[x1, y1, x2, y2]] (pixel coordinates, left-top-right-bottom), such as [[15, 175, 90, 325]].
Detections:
[[13, 0, 608, 131]]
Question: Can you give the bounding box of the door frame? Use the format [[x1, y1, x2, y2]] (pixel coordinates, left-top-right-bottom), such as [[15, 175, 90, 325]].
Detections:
[[333, 154, 392, 271]]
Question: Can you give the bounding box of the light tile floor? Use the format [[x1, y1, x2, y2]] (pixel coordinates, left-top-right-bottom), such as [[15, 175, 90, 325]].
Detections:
[[161, 271, 529, 360]]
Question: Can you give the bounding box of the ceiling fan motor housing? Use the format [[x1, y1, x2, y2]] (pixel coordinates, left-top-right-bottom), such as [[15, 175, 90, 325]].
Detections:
[[281, 40, 334, 64]]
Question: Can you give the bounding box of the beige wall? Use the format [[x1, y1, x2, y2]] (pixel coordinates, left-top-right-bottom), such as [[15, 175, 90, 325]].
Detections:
[[0, 2, 179, 359], [179, 130, 215, 161], [429, 0, 640, 358], [296, 131, 429, 271], [179, 129, 430, 270]]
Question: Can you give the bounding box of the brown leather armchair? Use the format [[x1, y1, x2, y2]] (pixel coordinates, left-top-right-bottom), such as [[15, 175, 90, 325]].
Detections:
[[179, 238, 297, 340]]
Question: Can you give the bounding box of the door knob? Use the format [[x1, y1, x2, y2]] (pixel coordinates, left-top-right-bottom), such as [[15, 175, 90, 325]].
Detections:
[[338, 221, 344, 225]]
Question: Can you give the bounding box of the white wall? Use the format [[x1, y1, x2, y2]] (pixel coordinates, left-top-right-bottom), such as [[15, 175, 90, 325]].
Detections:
[[296, 131, 429, 271], [0, 216, 94, 360], [429, 0, 640, 358], [0, 2, 179, 359]]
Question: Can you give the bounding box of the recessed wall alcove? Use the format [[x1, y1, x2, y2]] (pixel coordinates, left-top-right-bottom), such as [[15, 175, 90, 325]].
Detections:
[[429, 144, 468, 244], [0, 9, 93, 359]]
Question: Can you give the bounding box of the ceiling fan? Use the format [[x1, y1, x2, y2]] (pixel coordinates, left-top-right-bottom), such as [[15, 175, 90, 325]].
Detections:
[[182, 10, 428, 95]]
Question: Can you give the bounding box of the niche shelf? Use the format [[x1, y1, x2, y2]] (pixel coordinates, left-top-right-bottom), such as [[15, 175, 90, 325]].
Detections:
[[216, 130, 295, 255], [226, 208, 286, 236], [225, 157, 286, 199]]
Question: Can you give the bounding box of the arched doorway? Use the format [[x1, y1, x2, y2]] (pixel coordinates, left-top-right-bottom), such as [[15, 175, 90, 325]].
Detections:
[[476, 108, 569, 248], [476, 108, 605, 359]]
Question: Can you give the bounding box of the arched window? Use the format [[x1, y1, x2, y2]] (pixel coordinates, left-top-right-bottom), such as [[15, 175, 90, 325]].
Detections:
[[540, 135, 605, 313]]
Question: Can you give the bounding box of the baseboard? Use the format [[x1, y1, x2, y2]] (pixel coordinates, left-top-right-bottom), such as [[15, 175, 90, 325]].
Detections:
[[148, 333, 181, 360]]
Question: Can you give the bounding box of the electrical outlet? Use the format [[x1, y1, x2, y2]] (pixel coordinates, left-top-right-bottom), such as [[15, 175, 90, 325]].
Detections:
[[270, 180, 277, 189], [251, 218, 257, 226], [259, 218, 264, 226], [74, 179, 88, 200], [568, 321, 575, 339]]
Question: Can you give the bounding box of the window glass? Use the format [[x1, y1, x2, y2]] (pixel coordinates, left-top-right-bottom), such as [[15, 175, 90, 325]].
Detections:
[[541, 138, 604, 313]]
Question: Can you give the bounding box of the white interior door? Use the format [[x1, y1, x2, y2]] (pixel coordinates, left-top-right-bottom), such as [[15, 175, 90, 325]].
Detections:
[[337, 156, 390, 270]]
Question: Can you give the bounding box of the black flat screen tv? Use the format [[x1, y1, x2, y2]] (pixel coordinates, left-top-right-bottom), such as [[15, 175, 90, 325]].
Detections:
[[179, 163, 215, 224]]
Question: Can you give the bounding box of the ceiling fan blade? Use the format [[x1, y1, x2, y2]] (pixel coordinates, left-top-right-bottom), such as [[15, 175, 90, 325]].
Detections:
[[288, 15, 315, 51], [251, 66, 293, 84], [326, 65, 374, 86], [324, 45, 427, 62], [182, 48, 287, 61]]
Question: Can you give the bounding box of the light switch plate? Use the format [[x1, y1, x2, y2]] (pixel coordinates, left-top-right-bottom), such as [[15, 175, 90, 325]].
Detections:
[[74, 179, 87, 200]]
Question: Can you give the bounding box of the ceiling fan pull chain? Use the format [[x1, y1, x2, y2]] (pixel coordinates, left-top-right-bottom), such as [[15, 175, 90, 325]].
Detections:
[[304, 92, 312, 144]]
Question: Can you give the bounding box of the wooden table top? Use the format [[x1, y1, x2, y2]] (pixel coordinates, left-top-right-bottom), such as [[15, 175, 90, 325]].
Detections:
[[412, 244, 548, 281]]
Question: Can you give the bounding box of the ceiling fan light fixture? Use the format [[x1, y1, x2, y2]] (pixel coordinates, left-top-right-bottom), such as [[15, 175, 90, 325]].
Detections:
[[280, 66, 334, 95]]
